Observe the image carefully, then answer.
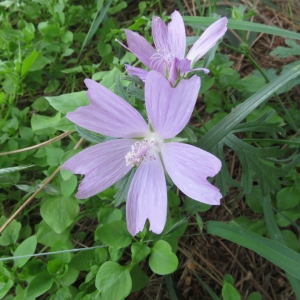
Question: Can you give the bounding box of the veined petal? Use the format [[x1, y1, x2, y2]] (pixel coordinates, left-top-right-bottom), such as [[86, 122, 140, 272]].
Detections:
[[125, 30, 156, 68], [126, 152, 167, 235], [186, 17, 228, 63], [161, 142, 222, 205], [125, 64, 149, 82], [152, 16, 168, 52], [67, 79, 150, 138], [63, 139, 134, 199], [168, 11, 186, 59], [145, 71, 200, 139]]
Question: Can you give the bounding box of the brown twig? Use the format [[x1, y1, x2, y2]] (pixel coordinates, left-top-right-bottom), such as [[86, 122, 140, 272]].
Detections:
[[0, 137, 83, 234]]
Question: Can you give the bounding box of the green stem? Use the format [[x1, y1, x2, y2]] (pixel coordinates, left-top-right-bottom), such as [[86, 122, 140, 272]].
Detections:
[[193, 109, 208, 132]]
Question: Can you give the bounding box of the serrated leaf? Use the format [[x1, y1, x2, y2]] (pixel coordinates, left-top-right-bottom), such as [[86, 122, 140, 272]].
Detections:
[[224, 133, 285, 195]]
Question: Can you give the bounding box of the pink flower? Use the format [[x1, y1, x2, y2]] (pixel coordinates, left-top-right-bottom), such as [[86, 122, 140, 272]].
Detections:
[[119, 11, 228, 85], [63, 71, 222, 236]]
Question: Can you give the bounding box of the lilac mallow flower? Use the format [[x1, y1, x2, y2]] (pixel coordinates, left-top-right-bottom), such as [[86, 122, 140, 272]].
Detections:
[[63, 71, 222, 236], [119, 11, 228, 86]]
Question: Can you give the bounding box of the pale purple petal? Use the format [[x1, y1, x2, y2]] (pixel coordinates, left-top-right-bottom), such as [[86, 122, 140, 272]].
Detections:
[[161, 142, 222, 205], [125, 64, 149, 82], [168, 11, 186, 59], [126, 152, 167, 235], [177, 58, 192, 74], [67, 79, 150, 138], [152, 16, 168, 52], [125, 30, 156, 68], [186, 17, 228, 63], [145, 71, 200, 139], [63, 139, 134, 199]]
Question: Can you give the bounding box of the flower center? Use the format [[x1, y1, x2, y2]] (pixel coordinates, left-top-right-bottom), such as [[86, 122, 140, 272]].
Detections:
[[125, 138, 157, 167], [150, 49, 175, 71]]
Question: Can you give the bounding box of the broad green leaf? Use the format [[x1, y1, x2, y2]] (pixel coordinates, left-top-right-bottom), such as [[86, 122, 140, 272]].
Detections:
[[46, 91, 89, 114], [95, 261, 132, 300], [131, 243, 150, 264], [276, 187, 300, 211], [25, 272, 54, 298], [31, 112, 61, 132], [13, 235, 37, 267], [207, 221, 300, 280], [198, 63, 300, 151], [95, 220, 132, 248], [222, 282, 241, 300], [98, 208, 122, 225], [21, 49, 39, 77], [0, 219, 21, 246], [183, 17, 300, 40], [75, 125, 105, 143], [130, 264, 150, 293], [149, 240, 178, 275], [247, 292, 262, 300], [60, 175, 77, 197], [40, 196, 79, 234]]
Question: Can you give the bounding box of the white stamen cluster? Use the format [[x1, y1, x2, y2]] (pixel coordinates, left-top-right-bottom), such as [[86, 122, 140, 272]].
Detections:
[[125, 139, 156, 167], [150, 49, 175, 70]]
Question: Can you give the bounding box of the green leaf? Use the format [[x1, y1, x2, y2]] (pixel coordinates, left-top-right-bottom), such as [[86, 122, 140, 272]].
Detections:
[[183, 17, 300, 40], [276, 187, 300, 211], [263, 196, 300, 298], [46, 91, 89, 114], [40, 196, 79, 234], [222, 282, 241, 300], [95, 261, 132, 300], [13, 235, 37, 267], [0, 219, 21, 246], [25, 272, 54, 298], [98, 208, 122, 225], [224, 133, 284, 195], [207, 221, 300, 280], [95, 220, 132, 248], [75, 125, 105, 143], [204, 90, 222, 113], [130, 264, 150, 293], [60, 174, 77, 197], [149, 240, 178, 275], [131, 243, 150, 264], [247, 292, 262, 300], [21, 49, 39, 77], [270, 39, 300, 58], [197, 63, 300, 151], [31, 112, 61, 132]]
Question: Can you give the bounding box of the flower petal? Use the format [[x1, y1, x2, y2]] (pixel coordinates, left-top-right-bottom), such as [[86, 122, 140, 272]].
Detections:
[[124, 30, 156, 68], [186, 17, 228, 63], [161, 142, 222, 205], [145, 71, 200, 139], [152, 16, 168, 52], [125, 64, 149, 82], [168, 11, 186, 59], [67, 79, 150, 138], [126, 152, 167, 235], [63, 139, 134, 199]]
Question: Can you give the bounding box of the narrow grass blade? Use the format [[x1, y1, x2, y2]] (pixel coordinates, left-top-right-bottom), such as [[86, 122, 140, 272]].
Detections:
[[197, 63, 300, 151], [0, 165, 34, 175], [263, 196, 300, 298], [79, 0, 114, 57], [183, 17, 300, 40], [206, 221, 300, 280]]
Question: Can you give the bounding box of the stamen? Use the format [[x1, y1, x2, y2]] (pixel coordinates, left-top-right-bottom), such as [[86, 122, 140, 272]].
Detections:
[[150, 49, 175, 71], [125, 139, 156, 167]]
